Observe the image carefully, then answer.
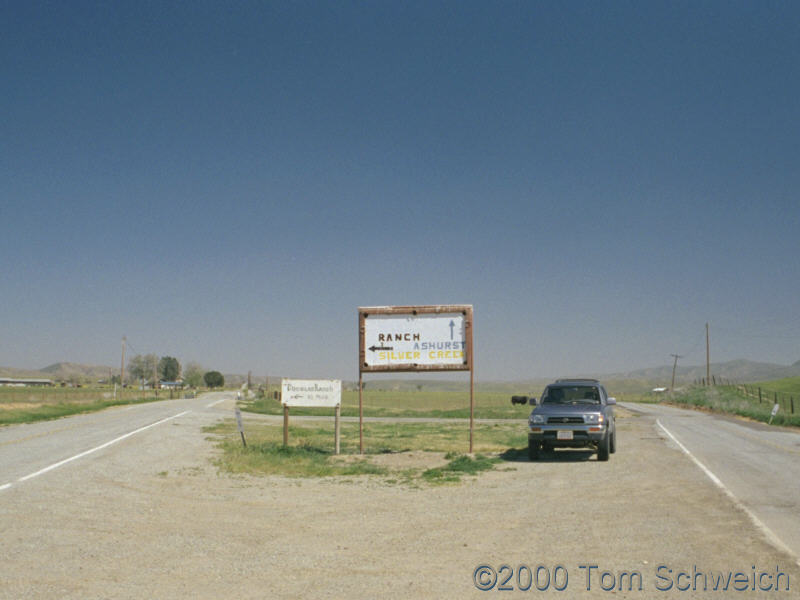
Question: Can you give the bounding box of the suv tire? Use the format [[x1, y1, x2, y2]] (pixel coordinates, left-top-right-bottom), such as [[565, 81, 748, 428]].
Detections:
[[528, 439, 540, 461], [610, 427, 617, 454], [597, 431, 610, 462]]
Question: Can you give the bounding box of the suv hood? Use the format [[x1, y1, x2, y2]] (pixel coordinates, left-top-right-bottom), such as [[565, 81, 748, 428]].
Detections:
[[531, 403, 602, 415]]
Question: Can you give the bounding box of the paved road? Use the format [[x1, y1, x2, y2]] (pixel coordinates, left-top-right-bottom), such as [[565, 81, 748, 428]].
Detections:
[[624, 401, 800, 566], [0, 392, 235, 492]]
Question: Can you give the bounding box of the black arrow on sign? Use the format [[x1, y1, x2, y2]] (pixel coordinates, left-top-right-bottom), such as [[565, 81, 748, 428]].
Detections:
[[368, 345, 393, 352]]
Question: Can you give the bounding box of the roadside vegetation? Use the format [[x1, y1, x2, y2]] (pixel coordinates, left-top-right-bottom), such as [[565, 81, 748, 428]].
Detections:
[[0, 388, 165, 426], [667, 385, 800, 428], [205, 419, 522, 485], [0, 385, 199, 426]]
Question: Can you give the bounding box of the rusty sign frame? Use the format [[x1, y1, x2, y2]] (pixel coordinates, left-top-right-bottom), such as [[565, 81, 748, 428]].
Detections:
[[357, 304, 475, 453], [358, 305, 474, 372]]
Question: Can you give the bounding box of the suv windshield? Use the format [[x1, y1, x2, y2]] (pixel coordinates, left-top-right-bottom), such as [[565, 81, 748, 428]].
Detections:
[[542, 385, 600, 405]]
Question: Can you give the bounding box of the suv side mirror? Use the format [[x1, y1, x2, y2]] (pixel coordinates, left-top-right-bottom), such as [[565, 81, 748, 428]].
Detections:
[[529, 397, 537, 406], [607, 397, 617, 405], [511, 395, 529, 406]]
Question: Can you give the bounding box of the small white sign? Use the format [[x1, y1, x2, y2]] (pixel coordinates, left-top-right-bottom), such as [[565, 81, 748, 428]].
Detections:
[[281, 379, 341, 407], [771, 403, 780, 417]]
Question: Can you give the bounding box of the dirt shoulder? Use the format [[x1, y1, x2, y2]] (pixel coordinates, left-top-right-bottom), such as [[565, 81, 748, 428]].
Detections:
[[1, 406, 797, 599]]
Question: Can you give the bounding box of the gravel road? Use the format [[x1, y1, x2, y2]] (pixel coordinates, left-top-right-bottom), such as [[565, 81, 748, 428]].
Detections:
[[1, 393, 798, 598]]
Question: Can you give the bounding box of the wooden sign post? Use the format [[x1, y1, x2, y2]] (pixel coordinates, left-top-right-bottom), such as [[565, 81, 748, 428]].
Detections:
[[235, 406, 247, 448], [281, 379, 342, 454], [358, 305, 475, 454]]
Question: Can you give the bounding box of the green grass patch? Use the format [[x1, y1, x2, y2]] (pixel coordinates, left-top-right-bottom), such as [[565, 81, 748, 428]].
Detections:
[[243, 389, 534, 420], [205, 419, 525, 484], [668, 386, 800, 428], [216, 442, 387, 477], [422, 453, 500, 484], [749, 376, 800, 397]]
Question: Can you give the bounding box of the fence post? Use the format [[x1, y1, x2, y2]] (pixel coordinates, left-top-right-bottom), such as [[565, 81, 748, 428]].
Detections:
[[791, 396, 795, 414], [758, 388, 762, 403]]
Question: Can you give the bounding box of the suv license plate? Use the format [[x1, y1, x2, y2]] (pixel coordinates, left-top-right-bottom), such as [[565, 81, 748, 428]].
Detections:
[[557, 430, 573, 440]]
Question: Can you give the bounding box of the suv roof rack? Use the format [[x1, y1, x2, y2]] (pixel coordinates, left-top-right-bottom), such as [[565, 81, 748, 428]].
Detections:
[[554, 378, 599, 384]]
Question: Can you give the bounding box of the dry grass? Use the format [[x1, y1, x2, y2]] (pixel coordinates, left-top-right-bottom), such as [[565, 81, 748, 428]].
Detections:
[[205, 419, 524, 484]]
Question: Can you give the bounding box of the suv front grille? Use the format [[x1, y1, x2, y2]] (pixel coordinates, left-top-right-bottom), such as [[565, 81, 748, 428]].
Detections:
[[546, 416, 584, 424]]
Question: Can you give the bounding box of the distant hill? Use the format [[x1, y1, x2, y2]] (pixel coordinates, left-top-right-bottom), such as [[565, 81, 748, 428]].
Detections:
[[0, 362, 116, 383], [602, 358, 800, 385], [40, 362, 116, 381], [0, 365, 48, 379]]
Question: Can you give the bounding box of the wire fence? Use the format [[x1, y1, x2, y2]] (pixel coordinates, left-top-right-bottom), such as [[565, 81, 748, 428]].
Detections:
[[693, 377, 797, 415], [730, 383, 796, 415]]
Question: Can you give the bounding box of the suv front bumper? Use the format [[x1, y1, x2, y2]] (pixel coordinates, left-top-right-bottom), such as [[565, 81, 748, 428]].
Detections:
[[528, 424, 607, 447]]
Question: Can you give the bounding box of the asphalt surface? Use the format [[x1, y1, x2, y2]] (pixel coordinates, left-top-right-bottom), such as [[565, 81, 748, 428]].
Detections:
[[623, 401, 800, 566], [0, 392, 232, 492]]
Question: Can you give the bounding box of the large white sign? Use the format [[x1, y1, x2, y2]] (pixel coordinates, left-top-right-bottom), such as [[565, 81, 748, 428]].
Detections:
[[281, 379, 341, 407], [362, 310, 469, 369]]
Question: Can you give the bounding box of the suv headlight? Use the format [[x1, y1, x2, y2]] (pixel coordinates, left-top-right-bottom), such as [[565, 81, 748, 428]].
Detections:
[[530, 414, 546, 424], [584, 413, 604, 424]]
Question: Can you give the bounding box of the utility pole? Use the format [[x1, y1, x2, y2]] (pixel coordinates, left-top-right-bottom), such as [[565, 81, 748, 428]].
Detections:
[[153, 358, 159, 398], [120, 336, 126, 396], [670, 354, 682, 392], [706, 323, 711, 386]]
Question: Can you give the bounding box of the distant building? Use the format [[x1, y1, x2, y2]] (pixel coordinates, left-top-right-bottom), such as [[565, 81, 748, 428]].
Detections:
[[0, 377, 54, 387], [160, 380, 185, 389]]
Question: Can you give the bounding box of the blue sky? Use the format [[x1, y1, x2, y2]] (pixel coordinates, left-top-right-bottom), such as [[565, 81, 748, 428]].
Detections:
[[2, 1, 799, 380]]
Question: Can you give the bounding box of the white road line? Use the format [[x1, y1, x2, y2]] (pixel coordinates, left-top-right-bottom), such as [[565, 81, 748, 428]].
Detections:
[[206, 398, 227, 408], [657, 418, 800, 568], [2, 410, 191, 490]]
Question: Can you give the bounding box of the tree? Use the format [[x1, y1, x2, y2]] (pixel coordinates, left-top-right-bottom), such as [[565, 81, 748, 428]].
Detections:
[[158, 356, 181, 382], [183, 362, 204, 388], [127, 354, 158, 384], [204, 371, 224, 388]]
